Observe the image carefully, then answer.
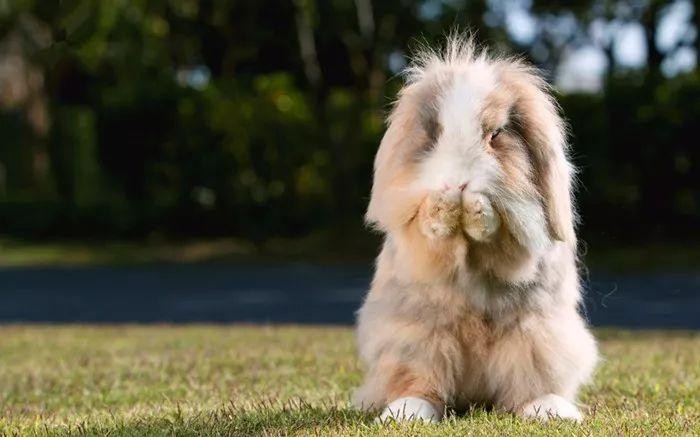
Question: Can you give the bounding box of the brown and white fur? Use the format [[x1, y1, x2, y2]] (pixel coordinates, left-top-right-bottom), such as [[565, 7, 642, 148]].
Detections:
[[355, 36, 598, 423]]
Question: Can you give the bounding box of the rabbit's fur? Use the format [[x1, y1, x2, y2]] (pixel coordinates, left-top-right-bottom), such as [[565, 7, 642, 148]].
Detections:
[[355, 36, 598, 422]]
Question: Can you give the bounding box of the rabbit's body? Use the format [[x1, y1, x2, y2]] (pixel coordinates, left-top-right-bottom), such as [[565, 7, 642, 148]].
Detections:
[[355, 36, 598, 422], [356, 238, 597, 419]]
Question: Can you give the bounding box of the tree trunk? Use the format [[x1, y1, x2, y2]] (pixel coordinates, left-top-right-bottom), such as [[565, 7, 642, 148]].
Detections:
[[641, 0, 663, 80]]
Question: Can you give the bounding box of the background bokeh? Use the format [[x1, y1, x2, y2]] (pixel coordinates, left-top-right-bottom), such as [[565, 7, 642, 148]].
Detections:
[[1, 0, 698, 250]]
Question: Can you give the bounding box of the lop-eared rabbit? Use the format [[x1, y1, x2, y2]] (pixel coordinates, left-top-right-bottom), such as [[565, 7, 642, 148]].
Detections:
[[355, 36, 598, 423]]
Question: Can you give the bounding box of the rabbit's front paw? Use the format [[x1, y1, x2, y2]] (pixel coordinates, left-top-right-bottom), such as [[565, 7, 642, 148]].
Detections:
[[462, 191, 500, 242], [419, 188, 462, 239]]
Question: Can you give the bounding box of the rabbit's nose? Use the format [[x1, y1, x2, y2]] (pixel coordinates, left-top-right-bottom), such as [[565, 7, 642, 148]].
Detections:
[[458, 182, 468, 191]]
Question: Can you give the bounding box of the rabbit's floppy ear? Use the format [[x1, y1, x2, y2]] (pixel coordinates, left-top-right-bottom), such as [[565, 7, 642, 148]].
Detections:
[[366, 83, 441, 231], [365, 108, 412, 230], [502, 64, 577, 248]]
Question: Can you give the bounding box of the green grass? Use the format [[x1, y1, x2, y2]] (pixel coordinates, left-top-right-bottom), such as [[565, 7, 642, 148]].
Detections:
[[0, 233, 380, 267], [0, 327, 698, 436], [2, 235, 700, 272]]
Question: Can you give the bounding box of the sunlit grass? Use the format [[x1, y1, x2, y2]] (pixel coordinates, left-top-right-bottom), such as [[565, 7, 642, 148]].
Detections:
[[0, 326, 697, 435], [0, 231, 380, 267], [2, 236, 700, 272]]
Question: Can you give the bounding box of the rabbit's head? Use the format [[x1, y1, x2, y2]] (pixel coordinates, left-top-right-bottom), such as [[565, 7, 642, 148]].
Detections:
[[367, 37, 576, 256]]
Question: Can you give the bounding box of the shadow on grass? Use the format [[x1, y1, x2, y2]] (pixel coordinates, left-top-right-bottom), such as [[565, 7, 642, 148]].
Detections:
[[49, 399, 373, 436]]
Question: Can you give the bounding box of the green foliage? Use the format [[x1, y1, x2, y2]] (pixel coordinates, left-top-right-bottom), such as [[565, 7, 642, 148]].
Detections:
[[561, 73, 700, 240], [0, 0, 697, 242]]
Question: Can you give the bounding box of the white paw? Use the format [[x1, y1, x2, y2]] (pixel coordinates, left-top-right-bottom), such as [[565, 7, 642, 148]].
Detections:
[[520, 394, 583, 422], [420, 188, 462, 239], [377, 397, 440, 423], [462, 191, 500, 242]]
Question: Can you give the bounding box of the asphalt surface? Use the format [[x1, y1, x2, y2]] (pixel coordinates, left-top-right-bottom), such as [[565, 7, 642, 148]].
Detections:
[[0, 264, 698, 328]]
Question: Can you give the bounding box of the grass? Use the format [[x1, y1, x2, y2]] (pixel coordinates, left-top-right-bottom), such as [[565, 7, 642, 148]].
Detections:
[[0, 232, 380, 267], [2, 234, 700, 272], [0, 326, 698, 436]]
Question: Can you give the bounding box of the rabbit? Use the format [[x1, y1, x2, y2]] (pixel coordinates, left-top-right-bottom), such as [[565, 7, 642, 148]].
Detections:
[[354, 35, 598, 423]]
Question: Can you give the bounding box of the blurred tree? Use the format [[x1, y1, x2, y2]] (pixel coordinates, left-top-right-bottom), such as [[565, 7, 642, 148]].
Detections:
[[0, 0, 696, 243]]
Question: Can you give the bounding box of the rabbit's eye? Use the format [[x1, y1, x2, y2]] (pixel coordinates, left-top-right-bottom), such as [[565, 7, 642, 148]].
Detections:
[[489, 127, 503, 144]]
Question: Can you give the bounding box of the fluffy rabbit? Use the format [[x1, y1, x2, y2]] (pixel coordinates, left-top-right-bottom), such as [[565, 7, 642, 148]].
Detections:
[[355, 36, 598, 423]]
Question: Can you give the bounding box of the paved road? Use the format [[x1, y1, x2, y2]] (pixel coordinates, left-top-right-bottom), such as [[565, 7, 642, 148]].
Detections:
[[0, 264, 698, 328]]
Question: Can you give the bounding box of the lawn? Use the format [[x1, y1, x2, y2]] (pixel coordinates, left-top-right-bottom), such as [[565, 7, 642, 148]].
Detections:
[[2, 237, 700, 272], [0, 326, 698, 436]]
